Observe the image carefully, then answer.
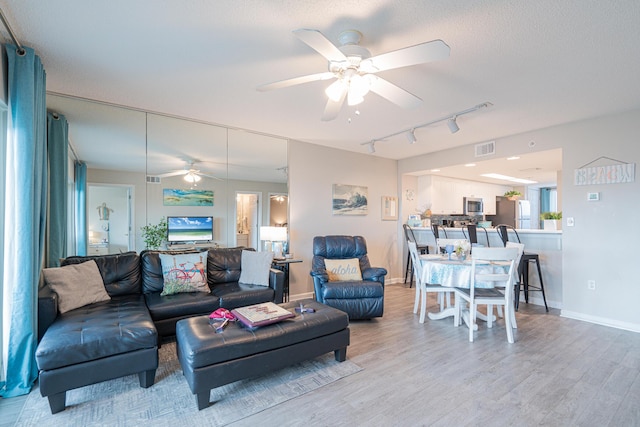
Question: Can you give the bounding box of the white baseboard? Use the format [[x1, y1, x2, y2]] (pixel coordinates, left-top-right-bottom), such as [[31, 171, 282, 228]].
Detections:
[[561, 310, 640, 333], [289, 291, 315, 302]]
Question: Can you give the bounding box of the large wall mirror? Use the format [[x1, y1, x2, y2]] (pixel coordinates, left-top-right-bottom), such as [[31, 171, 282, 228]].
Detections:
[[47, 94, 288, 254]]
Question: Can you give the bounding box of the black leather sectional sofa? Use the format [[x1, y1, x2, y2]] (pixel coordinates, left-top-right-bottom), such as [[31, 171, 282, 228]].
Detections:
[[35, 247, 284, 414]]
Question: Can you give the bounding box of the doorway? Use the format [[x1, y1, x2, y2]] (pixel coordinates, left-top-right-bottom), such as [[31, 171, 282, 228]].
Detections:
[[87, 184, 133, 254], [235, 192, 262, 249]]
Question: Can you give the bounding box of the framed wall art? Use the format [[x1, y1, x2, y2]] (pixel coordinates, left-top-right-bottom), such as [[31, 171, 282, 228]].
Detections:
[[332, 184, 368, 215], [163, 189, 214, 206], [381, 196, 398, 220]]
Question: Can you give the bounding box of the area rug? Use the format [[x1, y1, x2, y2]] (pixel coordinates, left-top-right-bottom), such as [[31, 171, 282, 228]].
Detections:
[[15, 341, 362, 426]]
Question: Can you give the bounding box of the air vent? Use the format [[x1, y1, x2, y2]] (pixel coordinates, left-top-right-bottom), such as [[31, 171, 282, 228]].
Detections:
[[475, 141, 495, 157], [146, 176, 161, 184]]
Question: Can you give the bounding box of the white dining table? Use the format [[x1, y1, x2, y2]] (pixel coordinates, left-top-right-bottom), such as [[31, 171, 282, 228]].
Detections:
[[418, 253, 509, 322]]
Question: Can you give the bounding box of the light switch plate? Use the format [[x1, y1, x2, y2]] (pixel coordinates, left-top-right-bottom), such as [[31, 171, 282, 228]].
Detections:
[[566, 217, 575, 227]]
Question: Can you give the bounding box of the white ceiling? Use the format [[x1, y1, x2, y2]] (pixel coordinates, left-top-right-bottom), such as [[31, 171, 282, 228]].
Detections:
[[1, 1, 639, 183]]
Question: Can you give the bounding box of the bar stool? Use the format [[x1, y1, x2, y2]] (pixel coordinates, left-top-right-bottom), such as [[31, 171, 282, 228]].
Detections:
[[403, 224, 429, 288], [496, 224, 548, 311], [462, 224, 490, 248]]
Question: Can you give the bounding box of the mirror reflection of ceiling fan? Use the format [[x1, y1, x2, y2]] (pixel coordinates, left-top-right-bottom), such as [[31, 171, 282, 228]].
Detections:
[[258, 29, 450, 121], [158, 160, 222, 183]]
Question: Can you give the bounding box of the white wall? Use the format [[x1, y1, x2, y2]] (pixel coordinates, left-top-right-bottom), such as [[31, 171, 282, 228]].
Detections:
[[288, 141, 400, 297], [399, 108, 640, 332]]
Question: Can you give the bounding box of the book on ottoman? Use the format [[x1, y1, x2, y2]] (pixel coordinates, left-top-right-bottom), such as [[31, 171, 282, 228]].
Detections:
[[231, 302, 295, 328]]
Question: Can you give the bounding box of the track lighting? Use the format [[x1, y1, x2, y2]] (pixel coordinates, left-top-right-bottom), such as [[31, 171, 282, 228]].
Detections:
[[360, 102, 492, 153], [447, 117, 459, 133], [367, 141, 376, 154], [406, 129, 417, 144]]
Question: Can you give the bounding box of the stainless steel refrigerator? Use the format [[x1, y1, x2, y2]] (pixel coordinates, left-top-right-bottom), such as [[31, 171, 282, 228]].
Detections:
[[493, 196, 531, 229]]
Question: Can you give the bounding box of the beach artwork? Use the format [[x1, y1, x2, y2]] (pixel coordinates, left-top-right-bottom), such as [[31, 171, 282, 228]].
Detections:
[[332, 184, 368, 215], [163, 189, 214, 206]]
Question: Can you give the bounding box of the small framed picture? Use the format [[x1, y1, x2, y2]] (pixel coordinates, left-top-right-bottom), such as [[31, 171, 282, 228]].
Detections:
[[381, 196, 398, 220]]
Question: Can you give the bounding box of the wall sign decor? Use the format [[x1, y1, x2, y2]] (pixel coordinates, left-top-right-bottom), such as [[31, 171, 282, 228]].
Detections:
[[381, 196, 398, 220], [574, 156, 635, 186], [332, 184, 368, 215], [163, 189, 214, 206]]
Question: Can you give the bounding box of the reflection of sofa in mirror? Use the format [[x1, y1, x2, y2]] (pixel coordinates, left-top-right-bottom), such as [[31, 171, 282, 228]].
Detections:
[[310, 235, 387, 320]]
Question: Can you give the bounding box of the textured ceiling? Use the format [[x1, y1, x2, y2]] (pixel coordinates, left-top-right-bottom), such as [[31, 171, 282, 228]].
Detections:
[[1, 1, 639, 181]]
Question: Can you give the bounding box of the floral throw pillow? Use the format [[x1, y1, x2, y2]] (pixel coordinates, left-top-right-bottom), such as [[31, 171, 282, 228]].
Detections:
[[159, 251, 209, 296]]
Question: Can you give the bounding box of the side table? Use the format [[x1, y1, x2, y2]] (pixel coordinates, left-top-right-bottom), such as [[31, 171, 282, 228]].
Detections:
[[271, 258, 302, 302]]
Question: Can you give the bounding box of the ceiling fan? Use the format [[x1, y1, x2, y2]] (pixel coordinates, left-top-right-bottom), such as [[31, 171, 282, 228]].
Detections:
[[258, 29, 450, 121], [158, 161, 222, 183]]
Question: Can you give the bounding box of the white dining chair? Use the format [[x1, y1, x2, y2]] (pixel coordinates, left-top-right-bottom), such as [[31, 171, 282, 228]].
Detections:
[[407, 241, 453, 323], [453, 246, 519, 343], [491, 242, 525, 327]]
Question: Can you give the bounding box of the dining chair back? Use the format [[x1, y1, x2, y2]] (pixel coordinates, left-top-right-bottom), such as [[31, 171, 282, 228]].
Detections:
[[403, 224, 429, 288], [407, 241, 453, 323], [453, 246, 519, 343]]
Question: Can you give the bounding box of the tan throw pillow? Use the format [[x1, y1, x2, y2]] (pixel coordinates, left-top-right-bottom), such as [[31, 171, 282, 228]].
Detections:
[[324, 258, 362, 281], [43, 260, 111, 314], [239, 250, 274, 286], [159, 252, 209, 296]]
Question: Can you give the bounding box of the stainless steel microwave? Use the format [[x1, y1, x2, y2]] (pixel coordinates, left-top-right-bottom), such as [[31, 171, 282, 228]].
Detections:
[[463, 197, 484, 215]]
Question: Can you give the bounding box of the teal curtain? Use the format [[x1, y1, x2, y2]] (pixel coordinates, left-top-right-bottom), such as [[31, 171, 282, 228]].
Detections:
[[46, 112, 68, 267], [75, 161, 87, 255], [1, 44, 47, 397]]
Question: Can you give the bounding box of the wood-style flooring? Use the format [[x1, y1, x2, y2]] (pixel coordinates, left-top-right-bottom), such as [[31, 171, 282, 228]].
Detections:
[[2, 284, 639, 426]]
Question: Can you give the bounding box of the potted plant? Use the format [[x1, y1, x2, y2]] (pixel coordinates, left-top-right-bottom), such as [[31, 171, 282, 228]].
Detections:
[[540, 211, 562, 230], [504, 190, 522, 201], [141, 217, 168, 249]]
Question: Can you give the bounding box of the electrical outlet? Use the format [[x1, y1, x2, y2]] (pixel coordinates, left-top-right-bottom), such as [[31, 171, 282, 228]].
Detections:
[[587, 280, 596, 290]]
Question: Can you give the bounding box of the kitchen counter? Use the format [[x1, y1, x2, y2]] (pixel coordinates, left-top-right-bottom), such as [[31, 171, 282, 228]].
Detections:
[[409, 226, 562, 309]]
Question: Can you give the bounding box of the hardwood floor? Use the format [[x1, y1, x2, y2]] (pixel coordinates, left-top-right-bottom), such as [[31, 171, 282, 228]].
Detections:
[[235, 284, 640, 427], [3, 284, 639, 426]]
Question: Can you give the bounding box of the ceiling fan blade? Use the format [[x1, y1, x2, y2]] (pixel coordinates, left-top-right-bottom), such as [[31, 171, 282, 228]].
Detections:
[[257, 72, 335, 91], [361, 39, 450, 73], [293, 29, 347, 62], [158, 170, 187, 178], [321, 88, 347, 121], [369, 76, 422, 109], [198, 173, 223, 181]]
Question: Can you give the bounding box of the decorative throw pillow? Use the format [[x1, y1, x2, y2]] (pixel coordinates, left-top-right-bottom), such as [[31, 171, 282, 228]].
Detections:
[[43, 260, 111, 314], [239, 250, 274, 286], [324, 258, 363, 281], [159, 251, 209, 296]]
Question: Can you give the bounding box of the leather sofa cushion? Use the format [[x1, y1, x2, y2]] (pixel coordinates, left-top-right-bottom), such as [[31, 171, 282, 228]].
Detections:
[[145, 292, 221, 321], [320, 281, 384, 299], [212, 282, 275, 310], [176, 299, 348, 369], [62, 251, 141, 297], [35, 294, 156, 371], [207, 247, 246, 284]]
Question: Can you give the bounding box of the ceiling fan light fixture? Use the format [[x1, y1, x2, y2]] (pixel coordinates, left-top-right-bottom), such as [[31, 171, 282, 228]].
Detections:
[[325, 79, 346, 102], [347, 90, 364, 106], [447, 117, 460, 134], [184, 172, 201, 183]]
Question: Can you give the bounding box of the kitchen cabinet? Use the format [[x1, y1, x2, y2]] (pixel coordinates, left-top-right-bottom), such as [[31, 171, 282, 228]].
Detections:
[[417, 175, 511, 215]]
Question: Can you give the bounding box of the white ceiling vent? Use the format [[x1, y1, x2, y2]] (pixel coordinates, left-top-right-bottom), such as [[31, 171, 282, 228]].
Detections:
[[146, 176, 161, 184], [474, 141, 495, 157]]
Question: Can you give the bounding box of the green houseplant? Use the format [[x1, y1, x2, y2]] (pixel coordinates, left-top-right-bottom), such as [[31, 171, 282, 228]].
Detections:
[[540, 211, 562, 230], [141, 217, 168, 249], [504, 190, 522, 200]]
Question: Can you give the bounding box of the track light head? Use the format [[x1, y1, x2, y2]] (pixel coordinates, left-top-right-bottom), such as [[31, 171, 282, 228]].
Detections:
[[367, 141, 376, 154], [447, 117, 459, 134], [406, 129, 417, 144]]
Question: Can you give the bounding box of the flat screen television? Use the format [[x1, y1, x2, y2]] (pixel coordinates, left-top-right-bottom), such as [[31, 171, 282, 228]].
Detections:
[[167, 216, 214, 243]]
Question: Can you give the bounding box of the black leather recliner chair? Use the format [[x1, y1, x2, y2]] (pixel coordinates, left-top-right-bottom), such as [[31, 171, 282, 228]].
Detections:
[[310, 235, 387, 319]]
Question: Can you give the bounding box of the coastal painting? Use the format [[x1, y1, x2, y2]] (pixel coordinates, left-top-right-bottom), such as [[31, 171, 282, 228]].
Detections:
[[163, 189, 214, 206], [332, 184, 368, 215]]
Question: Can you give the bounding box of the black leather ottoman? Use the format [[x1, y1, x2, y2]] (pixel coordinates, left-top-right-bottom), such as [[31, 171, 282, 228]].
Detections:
[[176, 299, 350, 410]]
